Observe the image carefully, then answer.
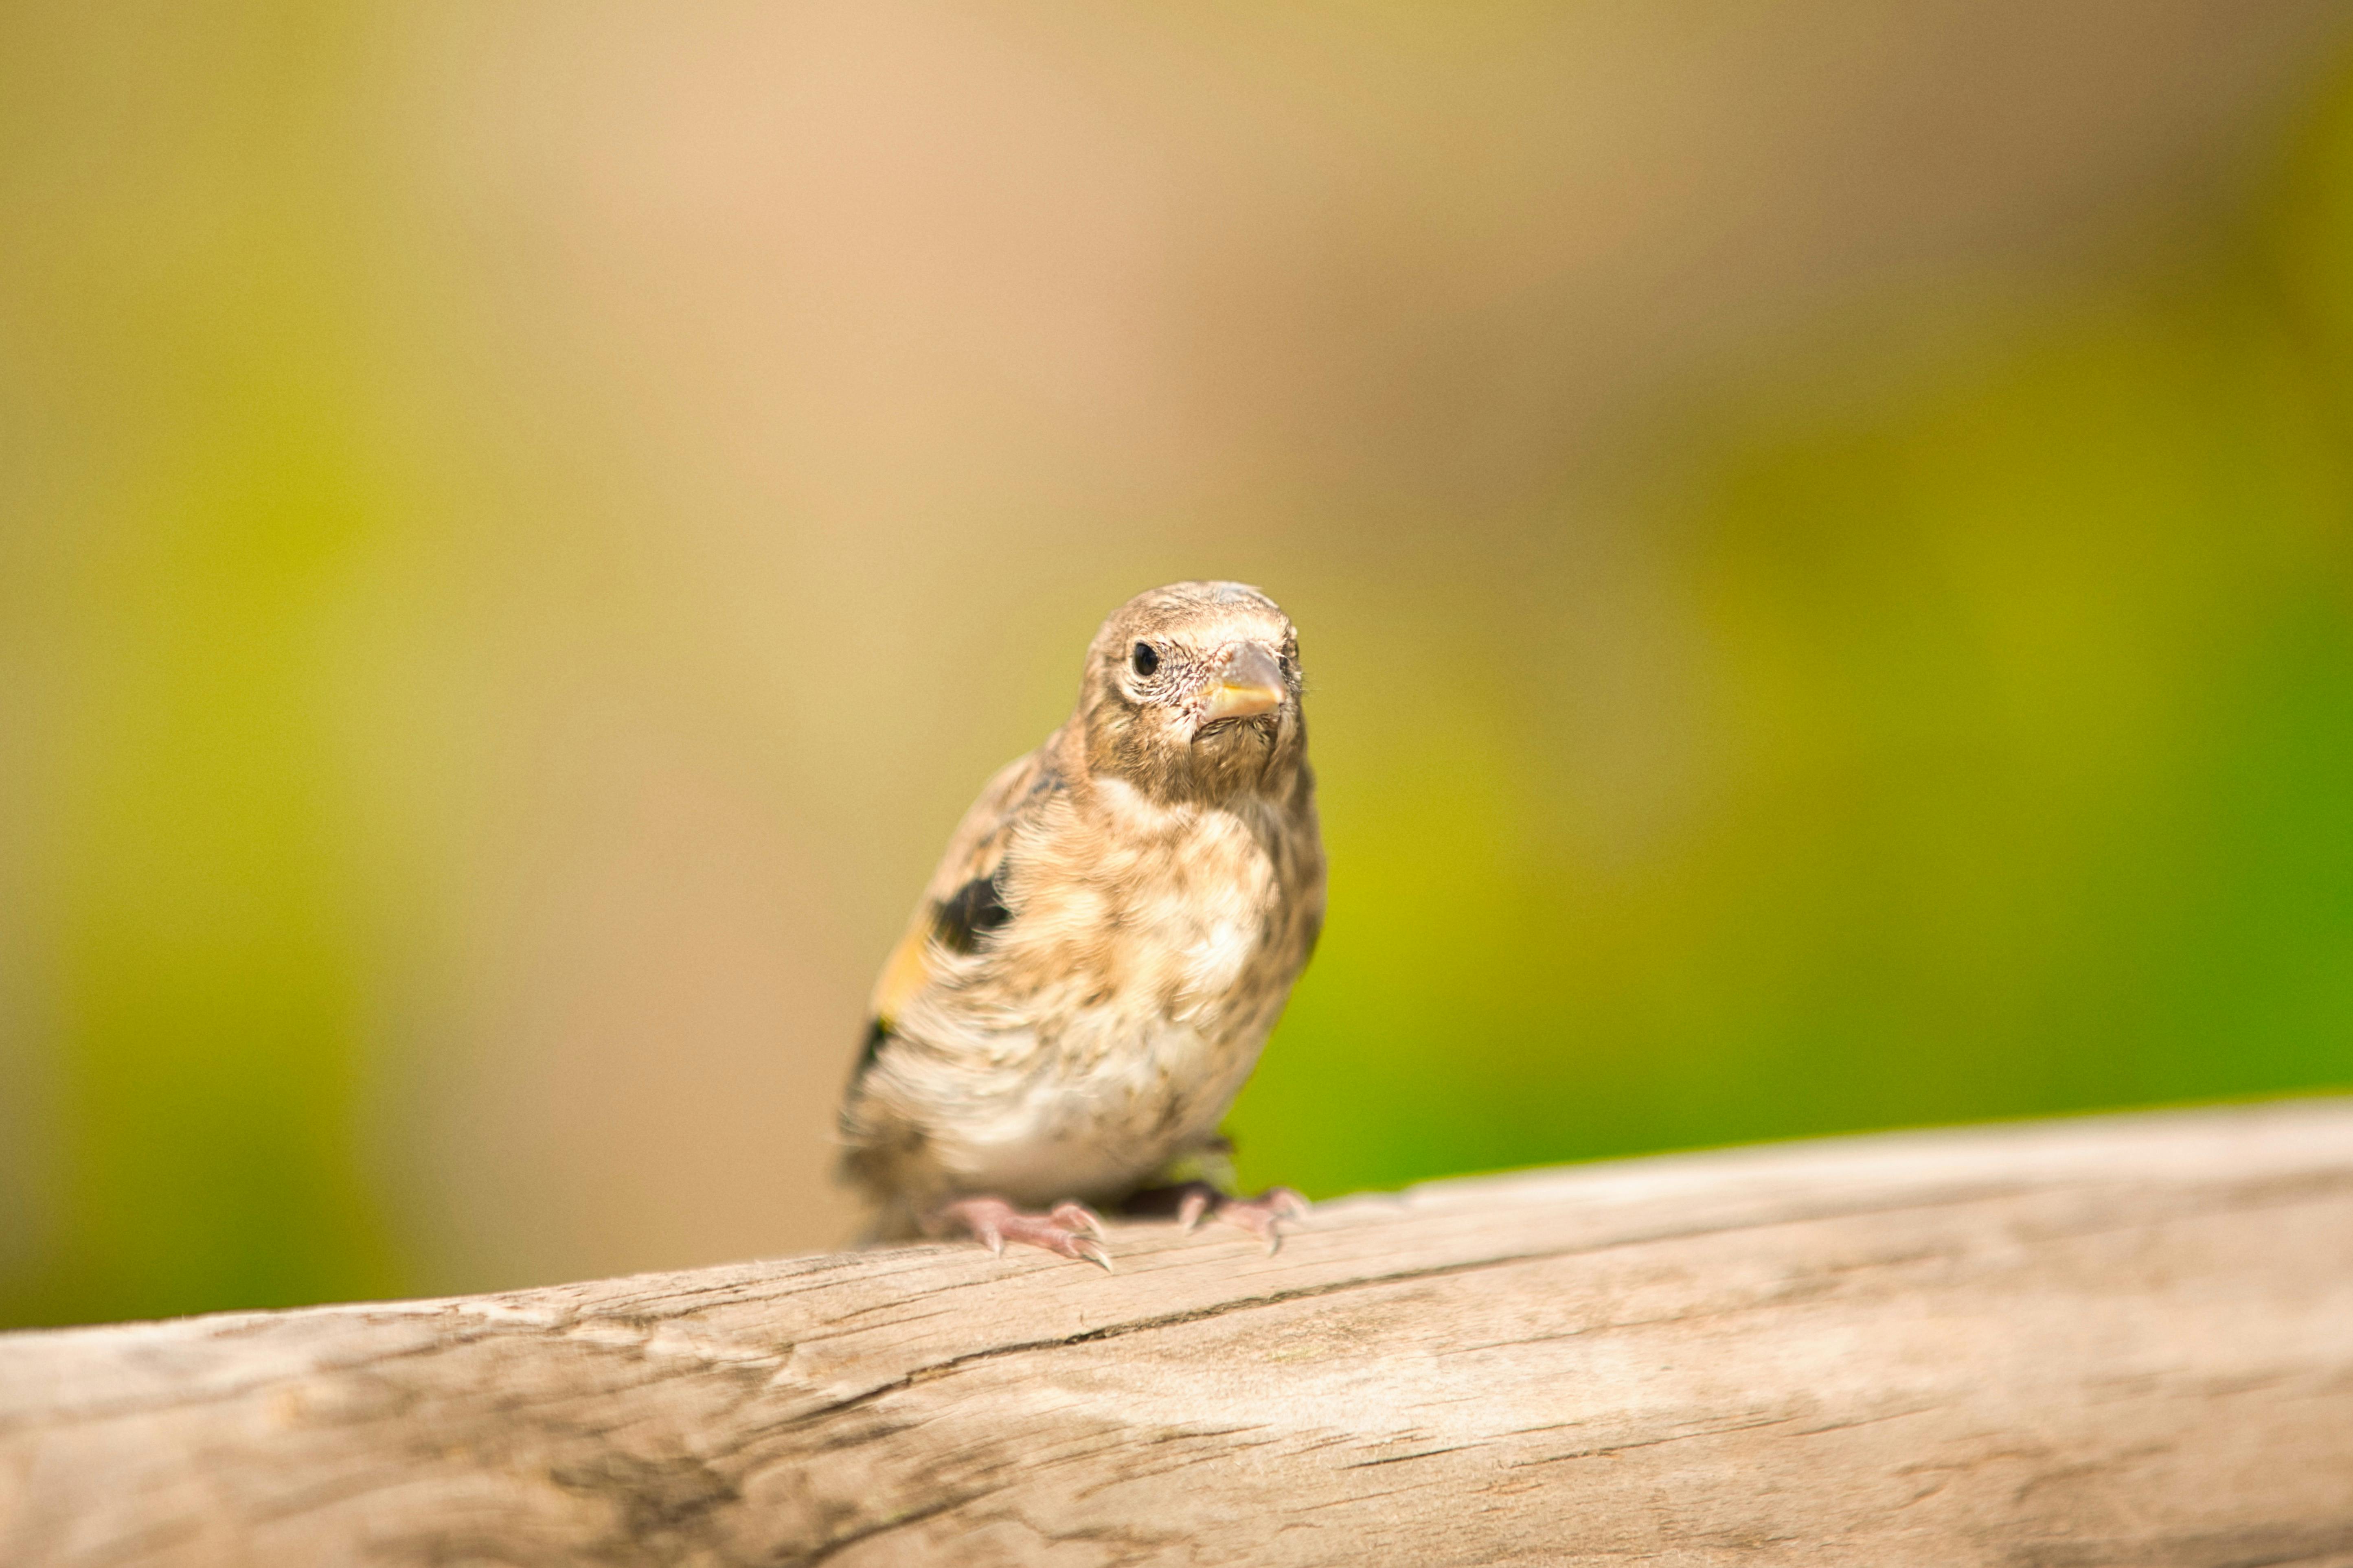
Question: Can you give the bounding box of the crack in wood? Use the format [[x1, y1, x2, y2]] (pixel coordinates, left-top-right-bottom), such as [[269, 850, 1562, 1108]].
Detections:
[[4, 1102, 2351, 1568]]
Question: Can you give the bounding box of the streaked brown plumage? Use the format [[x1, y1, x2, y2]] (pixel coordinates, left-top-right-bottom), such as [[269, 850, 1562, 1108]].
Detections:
[[839, 581, 1324, 1262]]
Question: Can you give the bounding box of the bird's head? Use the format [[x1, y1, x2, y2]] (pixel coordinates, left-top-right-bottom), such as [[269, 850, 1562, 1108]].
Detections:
[[1075, 580, 1308, 805]]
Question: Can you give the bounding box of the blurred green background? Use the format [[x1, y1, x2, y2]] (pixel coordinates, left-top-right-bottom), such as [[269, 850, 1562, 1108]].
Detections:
[[4, 3, 2352, 1329]]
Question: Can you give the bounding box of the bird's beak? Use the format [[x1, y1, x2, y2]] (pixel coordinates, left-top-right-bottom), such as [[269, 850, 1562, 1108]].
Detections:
[[1204, 643, 1285, 721]]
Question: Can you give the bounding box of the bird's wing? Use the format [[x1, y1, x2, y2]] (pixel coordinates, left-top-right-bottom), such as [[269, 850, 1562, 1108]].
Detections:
[[864, 745, 1056, 1040]]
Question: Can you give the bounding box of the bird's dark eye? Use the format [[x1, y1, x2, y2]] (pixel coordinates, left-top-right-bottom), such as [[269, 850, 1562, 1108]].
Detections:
[[1131, 642, 1159, 677]]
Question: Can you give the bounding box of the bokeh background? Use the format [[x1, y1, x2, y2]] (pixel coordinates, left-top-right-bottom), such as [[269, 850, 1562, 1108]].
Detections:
[[6, 3, 2353, 1329]]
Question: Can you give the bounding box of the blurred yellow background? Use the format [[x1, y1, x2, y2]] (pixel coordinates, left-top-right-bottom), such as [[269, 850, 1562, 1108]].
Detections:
[[4, 2, 2352, 1328]]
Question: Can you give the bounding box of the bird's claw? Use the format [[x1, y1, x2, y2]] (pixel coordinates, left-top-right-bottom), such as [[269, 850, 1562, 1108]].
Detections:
[[1175, 1189, 1213, 1233], [1169, 1183, 1309, 1253], [1052, 1201, 1110, 1241], [932, 1196, 1114, 1270]]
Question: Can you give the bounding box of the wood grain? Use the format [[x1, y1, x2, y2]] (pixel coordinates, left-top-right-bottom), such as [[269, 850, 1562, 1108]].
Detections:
[[3, 1099, 2351, 1566]]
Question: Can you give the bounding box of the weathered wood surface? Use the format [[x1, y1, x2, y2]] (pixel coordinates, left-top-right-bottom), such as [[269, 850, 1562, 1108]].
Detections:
[[3, 1101, 2352, 1567]]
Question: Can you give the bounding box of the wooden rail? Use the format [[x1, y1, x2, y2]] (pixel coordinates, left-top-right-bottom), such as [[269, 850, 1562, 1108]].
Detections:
[[3, 1099, 2351, 1566]]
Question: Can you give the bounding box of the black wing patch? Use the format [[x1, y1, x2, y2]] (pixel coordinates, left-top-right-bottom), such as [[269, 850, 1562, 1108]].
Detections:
[[934, 870, 1011, 954], [852, 1015, 889, 1083], [852, 868, 1011, 1090]]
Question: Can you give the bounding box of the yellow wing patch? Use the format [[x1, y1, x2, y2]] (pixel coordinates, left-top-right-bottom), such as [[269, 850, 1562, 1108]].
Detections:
[[871, 918, 941, 1033], [864, 746, 1039, 1036]]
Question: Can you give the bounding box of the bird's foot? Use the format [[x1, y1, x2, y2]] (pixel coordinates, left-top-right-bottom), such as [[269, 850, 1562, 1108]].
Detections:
[[928, 1196, 1112, 1270], [1130, 1181, 1309, 1253]]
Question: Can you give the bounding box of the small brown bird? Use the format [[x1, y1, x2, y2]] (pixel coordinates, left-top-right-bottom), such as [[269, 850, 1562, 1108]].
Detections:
[[839, 581, 1325, 1265]]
